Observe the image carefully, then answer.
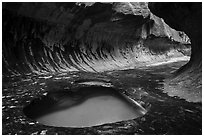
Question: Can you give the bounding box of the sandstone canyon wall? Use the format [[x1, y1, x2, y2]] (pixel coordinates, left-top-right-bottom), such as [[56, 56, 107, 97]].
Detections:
[[149, 2, 202, 102], [3, 2, 190, 75]]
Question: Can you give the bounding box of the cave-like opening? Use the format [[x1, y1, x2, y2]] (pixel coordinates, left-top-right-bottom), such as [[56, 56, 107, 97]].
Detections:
[[2, 2, 201, 135]]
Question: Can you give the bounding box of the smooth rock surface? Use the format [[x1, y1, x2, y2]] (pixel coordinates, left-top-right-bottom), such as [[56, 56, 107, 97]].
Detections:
[[2, 2, 201, 135]]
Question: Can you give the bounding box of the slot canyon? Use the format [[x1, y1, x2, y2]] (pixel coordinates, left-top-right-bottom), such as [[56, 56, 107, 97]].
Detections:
[[2, 2, 202, 135]]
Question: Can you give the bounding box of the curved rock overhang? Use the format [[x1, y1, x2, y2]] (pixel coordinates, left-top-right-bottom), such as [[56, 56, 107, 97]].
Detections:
[[2, 2, 190, 75], [149, 2, 201, 72], [149, 2, 202, 102], [2, 2, 202, 135]]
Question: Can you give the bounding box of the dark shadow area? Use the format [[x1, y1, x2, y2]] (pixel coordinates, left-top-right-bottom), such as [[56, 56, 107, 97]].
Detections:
[[2, 2, 201, 135]]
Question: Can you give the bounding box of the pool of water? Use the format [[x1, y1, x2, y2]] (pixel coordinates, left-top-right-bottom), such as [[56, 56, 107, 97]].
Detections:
[[24, 87, 146, 127]]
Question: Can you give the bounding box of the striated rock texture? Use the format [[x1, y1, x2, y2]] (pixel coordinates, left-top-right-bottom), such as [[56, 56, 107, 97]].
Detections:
[[2, 2, 201, 135], [3, 2, 190, 75], [149, 3, 202, 102]]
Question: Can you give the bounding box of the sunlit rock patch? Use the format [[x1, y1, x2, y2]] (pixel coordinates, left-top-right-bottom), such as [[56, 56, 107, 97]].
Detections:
[[3, 2, 190, 75], [2, 2, 201, 135]]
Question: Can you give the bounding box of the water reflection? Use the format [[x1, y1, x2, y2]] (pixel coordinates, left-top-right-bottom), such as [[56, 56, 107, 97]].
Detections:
[[24, 87, 146, 127]]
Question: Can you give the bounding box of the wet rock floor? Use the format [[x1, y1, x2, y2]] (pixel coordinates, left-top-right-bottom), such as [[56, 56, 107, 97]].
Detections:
[[2, 61, 201, 135]]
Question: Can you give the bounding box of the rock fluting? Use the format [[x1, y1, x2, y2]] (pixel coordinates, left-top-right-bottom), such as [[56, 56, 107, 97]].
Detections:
[[3, 2, 190, 75], [3, 2, 201, 135]]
